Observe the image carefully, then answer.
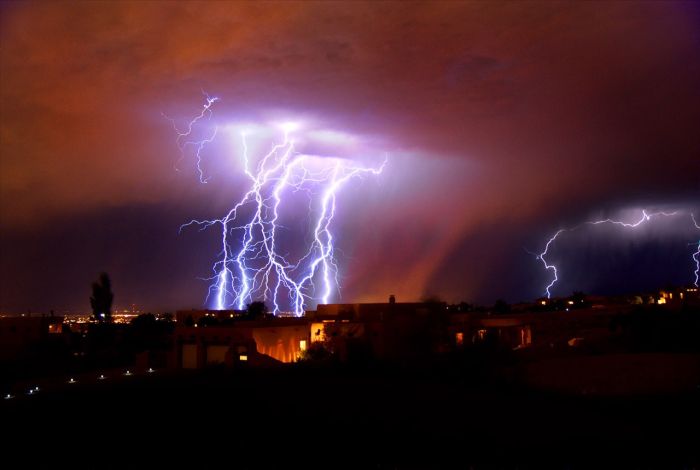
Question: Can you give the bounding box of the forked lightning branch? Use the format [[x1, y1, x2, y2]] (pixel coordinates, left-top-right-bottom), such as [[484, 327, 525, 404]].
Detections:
[[167, 94, 385, 315]]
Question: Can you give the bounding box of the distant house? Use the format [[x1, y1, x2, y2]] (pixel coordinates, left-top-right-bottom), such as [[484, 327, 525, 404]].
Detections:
[[170, 292, 677, 369], [309, 299, 451, 360], [656, 286, 700, 305], [449, 314, 533, 350], [171, 312, 309, 369]]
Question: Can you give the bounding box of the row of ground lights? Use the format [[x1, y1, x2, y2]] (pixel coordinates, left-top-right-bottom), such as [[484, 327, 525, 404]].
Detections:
[[4, 368, 156, 400]]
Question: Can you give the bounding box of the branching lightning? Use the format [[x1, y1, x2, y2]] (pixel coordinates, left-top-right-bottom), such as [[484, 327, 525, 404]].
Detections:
[[164, 92, 219, 183], [536, 209, 700, 298], [171, 94, 386, 315], [692, 213, 700, 287]]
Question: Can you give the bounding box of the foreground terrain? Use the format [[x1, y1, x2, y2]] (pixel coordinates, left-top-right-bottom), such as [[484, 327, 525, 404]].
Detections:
[[2, 357, 699, 468]]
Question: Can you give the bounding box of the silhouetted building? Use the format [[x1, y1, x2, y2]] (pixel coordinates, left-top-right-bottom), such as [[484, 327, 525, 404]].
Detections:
[[171, 314, 309, 368], [0, 315, 64, 361], [309, 298, 450, 360]]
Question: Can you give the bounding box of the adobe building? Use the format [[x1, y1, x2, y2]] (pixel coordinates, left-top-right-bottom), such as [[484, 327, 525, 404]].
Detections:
[[172, 311, 309, 369], [171, 298, 452, 367], [0, 314, 65, 361], [308, 296, 452, 360], [170, 292, 667, 369]]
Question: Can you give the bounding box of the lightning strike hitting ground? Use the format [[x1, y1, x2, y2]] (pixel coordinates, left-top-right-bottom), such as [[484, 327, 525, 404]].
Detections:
[[171, 95, 386, 315], [536, 209, 700, 298], [692, 214, 700, 287]]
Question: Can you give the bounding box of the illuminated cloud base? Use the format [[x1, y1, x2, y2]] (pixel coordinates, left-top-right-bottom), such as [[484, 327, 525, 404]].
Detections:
[[170, 95, 385, 315]]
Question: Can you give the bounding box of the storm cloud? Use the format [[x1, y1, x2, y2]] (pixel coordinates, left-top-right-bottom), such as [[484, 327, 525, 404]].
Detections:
[[1, 1, 699, 312]]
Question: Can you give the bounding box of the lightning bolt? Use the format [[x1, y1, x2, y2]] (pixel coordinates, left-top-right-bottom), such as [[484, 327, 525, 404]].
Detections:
[[163, 91, 219, 183], [536, 209, 699, 298], [692, 213, 700, 287], [172, 95, 386, 315]]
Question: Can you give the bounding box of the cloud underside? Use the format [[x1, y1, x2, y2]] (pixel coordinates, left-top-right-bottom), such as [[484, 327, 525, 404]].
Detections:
[[1, 2, 698, 309]]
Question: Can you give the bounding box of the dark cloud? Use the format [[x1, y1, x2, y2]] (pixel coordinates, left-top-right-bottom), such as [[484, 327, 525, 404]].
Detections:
[[1, 2, 699, 311]]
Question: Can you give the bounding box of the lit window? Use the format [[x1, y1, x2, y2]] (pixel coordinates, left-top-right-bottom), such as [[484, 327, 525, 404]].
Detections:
[[455, 332, 464, 346], [299, 340, 307, 351], [239, 355, 248, 361], [540, 301, 546, 306], [310, 323, 326, 342]]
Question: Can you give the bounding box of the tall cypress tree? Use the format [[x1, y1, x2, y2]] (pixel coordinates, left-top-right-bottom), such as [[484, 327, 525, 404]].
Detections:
[[90, 272, 114, 322]]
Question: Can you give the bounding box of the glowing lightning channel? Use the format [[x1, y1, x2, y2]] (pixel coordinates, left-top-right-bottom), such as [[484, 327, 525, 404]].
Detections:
[[173, 96, 386, 315], [536, 209, 699, 298], [291, 158, 387, 315], [692, 213, 700, 287], [163, 92, 219, 183]]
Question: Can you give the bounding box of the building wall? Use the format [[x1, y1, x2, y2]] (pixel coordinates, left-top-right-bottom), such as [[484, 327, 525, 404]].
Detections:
[[172, 319, 310, 369], [253, 326, 307, 363], [0, 316, 64, 360]]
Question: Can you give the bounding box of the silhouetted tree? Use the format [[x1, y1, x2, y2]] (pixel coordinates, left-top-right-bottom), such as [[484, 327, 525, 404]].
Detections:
[[457, 301, 473, 312], [421, 294, 444, 305], [571, 291, 587, 308], [246, 301, 268, 320], [90, 272, 114, 323], [493, 299, 511, 314], [198, 315, 219, 326], [129, 313, 159, 351], [298, 341, 335, 362]]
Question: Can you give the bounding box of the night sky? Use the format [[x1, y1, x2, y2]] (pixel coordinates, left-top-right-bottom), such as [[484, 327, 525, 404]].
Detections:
[[1, 2, 699, 313]]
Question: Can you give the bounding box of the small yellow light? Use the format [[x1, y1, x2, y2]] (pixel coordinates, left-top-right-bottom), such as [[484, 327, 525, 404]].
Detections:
[[239, 355, 248, 361]]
